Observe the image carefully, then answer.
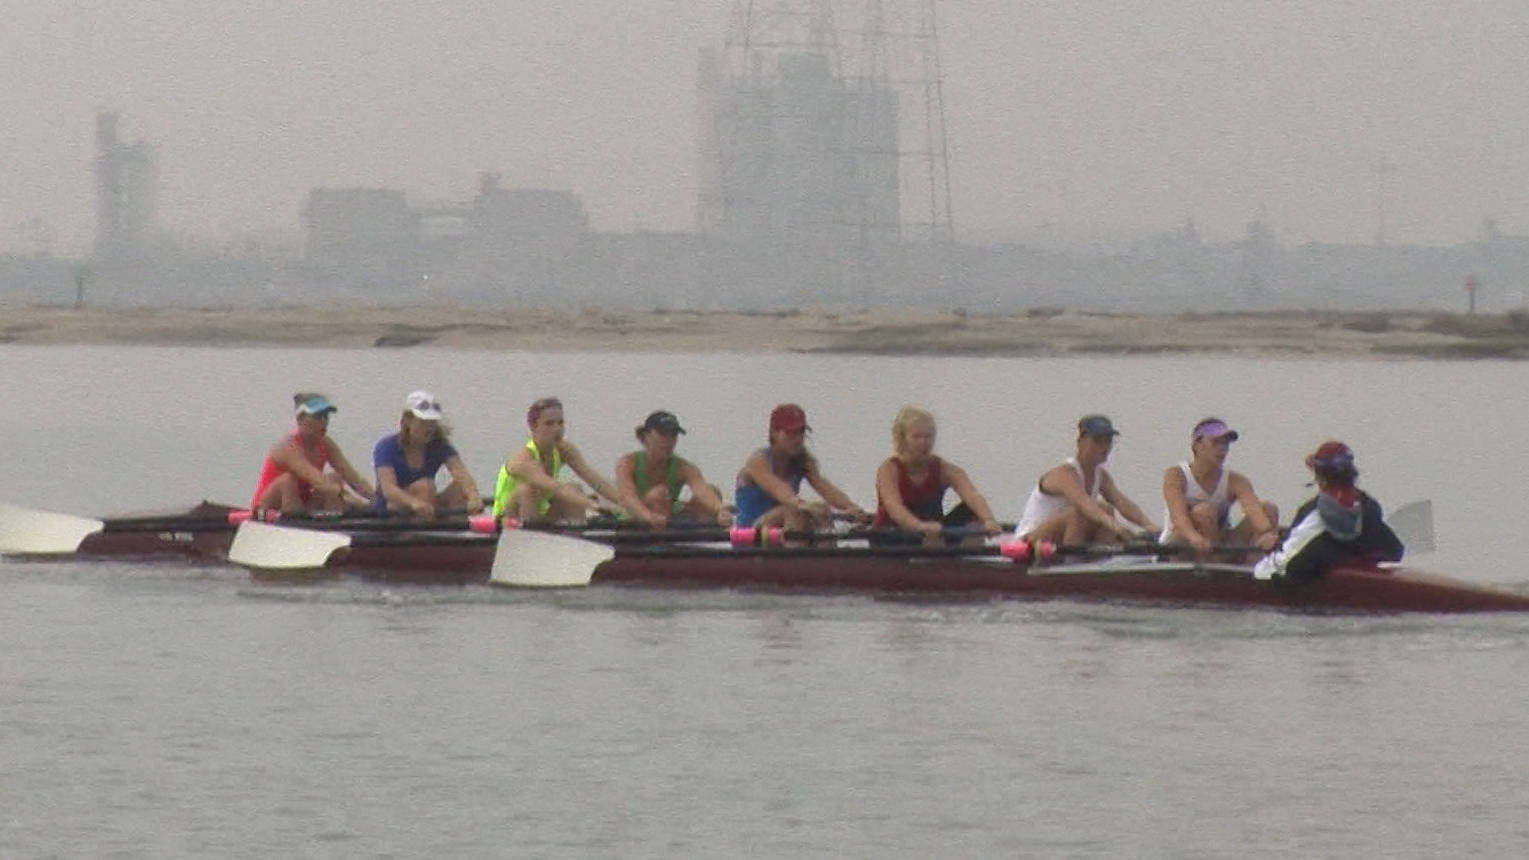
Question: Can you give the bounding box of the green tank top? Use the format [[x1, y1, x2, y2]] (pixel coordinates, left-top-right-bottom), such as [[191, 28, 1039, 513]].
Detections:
[[634, 451, 684, 515], [493, 439, 563, 518]]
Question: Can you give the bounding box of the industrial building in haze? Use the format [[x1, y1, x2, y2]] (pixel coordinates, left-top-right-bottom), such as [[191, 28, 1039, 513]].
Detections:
[[6, 3, 1526, 315], [93, 112, 158, 260]]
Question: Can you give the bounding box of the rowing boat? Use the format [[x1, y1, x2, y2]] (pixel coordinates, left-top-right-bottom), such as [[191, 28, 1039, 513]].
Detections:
[[217, 526, 1529, 614], [10, 502, 1529, 613]]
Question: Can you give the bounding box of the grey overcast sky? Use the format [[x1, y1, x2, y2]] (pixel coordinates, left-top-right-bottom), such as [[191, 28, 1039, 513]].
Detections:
[[5, 1, 1529, 254]]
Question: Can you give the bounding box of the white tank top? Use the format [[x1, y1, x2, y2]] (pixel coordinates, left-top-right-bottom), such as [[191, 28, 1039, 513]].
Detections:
[[1014, 458, 1104, 538], [1159, 461, 1230, 542]]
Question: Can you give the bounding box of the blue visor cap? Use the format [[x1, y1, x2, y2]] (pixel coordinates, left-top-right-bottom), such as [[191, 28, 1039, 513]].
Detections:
[[296, 395, 337, 416]]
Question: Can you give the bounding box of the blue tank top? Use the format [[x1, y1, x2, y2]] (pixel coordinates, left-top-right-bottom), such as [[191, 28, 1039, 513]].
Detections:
[[372, 433, 458, 511], [734, 447, 806, 526]]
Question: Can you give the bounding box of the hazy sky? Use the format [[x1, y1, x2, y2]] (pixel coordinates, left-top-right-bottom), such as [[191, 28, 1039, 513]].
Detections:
[[6, 1, 1529, 254]]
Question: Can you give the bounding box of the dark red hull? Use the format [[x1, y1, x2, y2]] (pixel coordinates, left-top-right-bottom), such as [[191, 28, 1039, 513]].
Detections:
[[26, 507, 1529, 613], [589, 554, 1529, 613], [70, 502, 240, 563]]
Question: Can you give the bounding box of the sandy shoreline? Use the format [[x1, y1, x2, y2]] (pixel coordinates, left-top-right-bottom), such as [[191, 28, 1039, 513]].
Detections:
[[4, 305, 1529, 358]]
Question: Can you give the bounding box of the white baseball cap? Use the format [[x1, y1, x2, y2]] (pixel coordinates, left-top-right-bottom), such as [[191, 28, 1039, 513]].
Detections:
[[404, 390, 445, 421]]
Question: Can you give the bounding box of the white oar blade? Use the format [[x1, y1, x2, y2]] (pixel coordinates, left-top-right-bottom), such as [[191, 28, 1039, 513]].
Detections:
[[1389, 499, 1435, 555], [228, 521, 351, 571], [0, 504, 105, 554], [490, 528, 614, 588]]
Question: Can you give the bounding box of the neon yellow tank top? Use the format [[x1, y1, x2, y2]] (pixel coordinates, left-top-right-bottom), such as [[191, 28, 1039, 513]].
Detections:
[[493, 439, 564, 518]]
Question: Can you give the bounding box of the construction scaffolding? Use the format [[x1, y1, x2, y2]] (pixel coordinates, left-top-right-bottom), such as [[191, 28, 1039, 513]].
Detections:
[[697, 0, 953, 246]]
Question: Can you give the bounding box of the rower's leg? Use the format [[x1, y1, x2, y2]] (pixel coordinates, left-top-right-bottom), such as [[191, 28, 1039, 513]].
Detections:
[[1061, 505, 1106, 545], [756, 504, 825, 545], [641, 485, 672, 520], [1022, 511, 1070, 545], [435, 480, 467, 509], [1227, 501, 1279, 561], [254, 473, 301, 515], [1188, 503, 1224, 543], [511, 484, 542, 523], [404, 478, 440, 510], [1067, 502, 1117, 545], [311, 475, 347, 513], [546, 485, 590, 524]]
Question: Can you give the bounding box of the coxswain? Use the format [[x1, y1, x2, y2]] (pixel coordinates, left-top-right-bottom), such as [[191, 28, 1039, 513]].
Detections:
[[1254, 441, 1404, 581]]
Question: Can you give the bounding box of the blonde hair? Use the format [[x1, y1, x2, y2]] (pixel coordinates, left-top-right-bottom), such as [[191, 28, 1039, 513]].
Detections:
[[891, 405, 936, 457], [399, 411, 451, 447]]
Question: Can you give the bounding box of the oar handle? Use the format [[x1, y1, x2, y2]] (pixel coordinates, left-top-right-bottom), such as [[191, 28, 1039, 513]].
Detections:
[[229, 508, 489, 532], [1040, 540, 1263, 558]]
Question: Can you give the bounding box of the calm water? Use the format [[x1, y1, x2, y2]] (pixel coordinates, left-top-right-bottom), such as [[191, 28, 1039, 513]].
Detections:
[[4, 344, 1529, 858]]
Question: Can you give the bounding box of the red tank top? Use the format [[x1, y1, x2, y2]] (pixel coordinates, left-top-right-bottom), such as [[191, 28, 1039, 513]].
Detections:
[[873, 456, 947, 527], [250, 430, 331, 508]]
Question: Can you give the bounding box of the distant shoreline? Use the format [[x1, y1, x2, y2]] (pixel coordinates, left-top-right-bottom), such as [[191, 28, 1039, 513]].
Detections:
[[4, 305, 1529, 359]]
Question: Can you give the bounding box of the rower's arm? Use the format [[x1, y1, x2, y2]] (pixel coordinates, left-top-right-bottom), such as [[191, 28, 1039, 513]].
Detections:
[[1229, 472, 1277, 534], [375, 465, 417, 512], [944, 462, 1003, 533], [1100, 472, 1156, 532], [743, 452, 808, 511], [443, 455, 482, 513], [1044, 466, 1120, 533], [612, 453, 647, 512], [679, 460, 731, 522], [1161, 468, 1203, 543], [612, 454, 665, 525], [270, 440, 327, 488], [509, 447, 600, 512], [563, 443, 624, 507], [805, 465, 868, 518], [874, 460, 928, 530], [326, 441, 373, 500]]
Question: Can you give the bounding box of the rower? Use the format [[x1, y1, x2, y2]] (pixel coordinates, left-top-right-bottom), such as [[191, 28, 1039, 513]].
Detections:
[[734, 403, 870, 533], [1254, 441, 1404, 581], [492, 396, 627, 524], [871, 405, 1002, 545], [614, 410, 732, 528], [372, 390, 482, 519], [250, 392, 373, 515], [1013, 414, 1157, 546], [1160, 417, 1279, 558]]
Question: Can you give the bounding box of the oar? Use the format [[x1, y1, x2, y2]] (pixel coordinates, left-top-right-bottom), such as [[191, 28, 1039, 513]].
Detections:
[[227, 521, 352, 571], [0, 502, 502, 556], [573, 523, 991, 546], [0, 504, 111, 554], [1388, 499, 1434, 554], [490, 527, 615, 588]]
